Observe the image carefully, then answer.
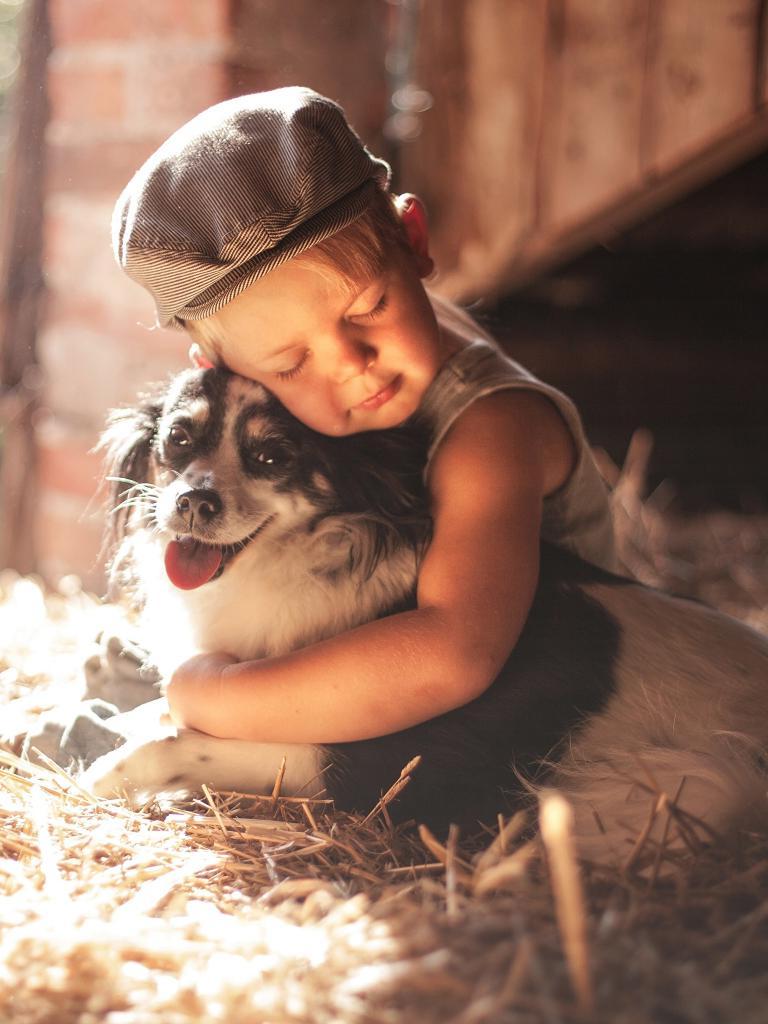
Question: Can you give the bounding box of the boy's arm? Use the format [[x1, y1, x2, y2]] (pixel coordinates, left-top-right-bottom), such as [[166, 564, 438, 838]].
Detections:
[[166, 390, 575, 743]]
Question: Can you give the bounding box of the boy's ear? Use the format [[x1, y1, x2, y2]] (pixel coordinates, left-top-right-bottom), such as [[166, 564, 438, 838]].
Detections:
[[398, 194, 434, 278]]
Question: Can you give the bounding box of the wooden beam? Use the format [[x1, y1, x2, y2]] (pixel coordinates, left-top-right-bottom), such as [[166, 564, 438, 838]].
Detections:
[[0, 0, 50, 575], [537, 0, 649, 230], [474, 110, 768, 302], [759, 0, 768, 105], [642, 0, 760, 174]]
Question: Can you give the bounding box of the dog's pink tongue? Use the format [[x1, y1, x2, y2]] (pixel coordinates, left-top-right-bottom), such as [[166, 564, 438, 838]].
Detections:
[[164, 537, 222, 590]]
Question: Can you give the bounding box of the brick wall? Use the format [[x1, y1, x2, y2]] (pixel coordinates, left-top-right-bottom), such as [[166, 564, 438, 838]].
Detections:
[[38, 0, 233, 589]]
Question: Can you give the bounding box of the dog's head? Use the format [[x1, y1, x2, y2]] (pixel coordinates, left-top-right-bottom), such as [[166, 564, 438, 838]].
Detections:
[[101, 368, 430, 593]]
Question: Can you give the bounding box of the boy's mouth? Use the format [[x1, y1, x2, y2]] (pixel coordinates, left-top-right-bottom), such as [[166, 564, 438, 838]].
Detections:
[[354, 374, 402, 412]]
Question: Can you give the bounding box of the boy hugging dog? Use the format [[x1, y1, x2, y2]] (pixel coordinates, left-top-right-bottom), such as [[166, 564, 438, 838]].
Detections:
[[111, 85, 614, 748], [24, 87, 768, 868]]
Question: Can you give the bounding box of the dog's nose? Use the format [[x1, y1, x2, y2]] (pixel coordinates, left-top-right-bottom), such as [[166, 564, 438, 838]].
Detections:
[[175, 488, 222, 524]]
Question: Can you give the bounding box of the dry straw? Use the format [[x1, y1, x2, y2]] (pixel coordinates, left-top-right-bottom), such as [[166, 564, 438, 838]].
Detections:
[[540, 790, 593, 1015]]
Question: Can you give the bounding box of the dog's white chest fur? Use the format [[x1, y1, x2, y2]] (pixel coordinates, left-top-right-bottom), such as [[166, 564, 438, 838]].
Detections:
[[130, 525, 419, 676]]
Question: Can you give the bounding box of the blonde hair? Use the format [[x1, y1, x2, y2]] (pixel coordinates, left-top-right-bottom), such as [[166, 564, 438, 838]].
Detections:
[[297, 189, 409, 285], [183, 189, 410, 362]]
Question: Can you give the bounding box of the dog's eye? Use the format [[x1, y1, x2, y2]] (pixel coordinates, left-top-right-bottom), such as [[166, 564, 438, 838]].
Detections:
[[244, 439, 291, 473], [252, 445, 287, 466], [168, 424, 192, 447]]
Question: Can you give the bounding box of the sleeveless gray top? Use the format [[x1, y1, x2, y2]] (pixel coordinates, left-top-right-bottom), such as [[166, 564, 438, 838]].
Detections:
[[417, 335, 617, 572]]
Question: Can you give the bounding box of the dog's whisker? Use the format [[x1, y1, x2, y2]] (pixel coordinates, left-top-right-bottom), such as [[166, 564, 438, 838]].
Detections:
[[109, 480, 159, 497], [106, 475, 143, 486], [111, 488, 156, 504], [109, 494, 158, 516]]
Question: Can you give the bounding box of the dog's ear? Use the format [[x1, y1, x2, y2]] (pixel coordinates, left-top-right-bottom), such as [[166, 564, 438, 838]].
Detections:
[[321, 421, 433, 575], [98, 389, 165, 547]]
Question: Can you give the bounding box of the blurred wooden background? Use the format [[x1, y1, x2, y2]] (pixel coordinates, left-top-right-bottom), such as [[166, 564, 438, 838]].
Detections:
[[406, 0, 768, 297]]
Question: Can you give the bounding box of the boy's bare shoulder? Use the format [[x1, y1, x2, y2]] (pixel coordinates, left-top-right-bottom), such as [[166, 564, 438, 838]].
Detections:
[[430, 388, 576, 500]]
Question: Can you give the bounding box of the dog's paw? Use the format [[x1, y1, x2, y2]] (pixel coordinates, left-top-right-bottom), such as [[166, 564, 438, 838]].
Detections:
[[79, 734, 184, 803], [23, 699, 125, 770], [79, 746, 141, 801], [84, 631, 163, 712]]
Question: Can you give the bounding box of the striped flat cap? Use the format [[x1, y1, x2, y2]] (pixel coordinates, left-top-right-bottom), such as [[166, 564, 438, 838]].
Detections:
[[112, 87, 391, 327]]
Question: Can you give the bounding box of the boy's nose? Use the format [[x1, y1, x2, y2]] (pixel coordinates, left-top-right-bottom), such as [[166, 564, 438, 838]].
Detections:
[[325, 336, 376, 382]]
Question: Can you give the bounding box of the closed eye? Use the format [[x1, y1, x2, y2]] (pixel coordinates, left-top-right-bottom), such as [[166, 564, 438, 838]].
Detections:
[[275, 350, 309, 381], [351, 291, 389, 322], [273, 291, 388, 382]]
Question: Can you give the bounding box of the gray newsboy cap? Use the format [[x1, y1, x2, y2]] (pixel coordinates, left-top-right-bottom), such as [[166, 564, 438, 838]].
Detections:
[[112, 87, 392, 327]]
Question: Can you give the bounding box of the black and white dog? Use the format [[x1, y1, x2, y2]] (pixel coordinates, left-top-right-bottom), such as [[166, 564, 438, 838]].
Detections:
[[82, 368, 768, 865]]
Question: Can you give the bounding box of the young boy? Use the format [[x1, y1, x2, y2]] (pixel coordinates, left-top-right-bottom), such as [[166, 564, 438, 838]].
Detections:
[[112, 87, 616, 743]]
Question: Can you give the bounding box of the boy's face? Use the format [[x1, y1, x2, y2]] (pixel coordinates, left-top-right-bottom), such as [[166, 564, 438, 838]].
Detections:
[[202, 246, 451, 436]]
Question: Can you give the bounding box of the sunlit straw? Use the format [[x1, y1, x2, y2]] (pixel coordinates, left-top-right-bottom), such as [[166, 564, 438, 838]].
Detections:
[[540, 790, 594, 1015]]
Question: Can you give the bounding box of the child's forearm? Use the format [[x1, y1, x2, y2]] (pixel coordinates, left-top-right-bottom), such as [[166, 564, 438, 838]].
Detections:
[[166, 606, 503, 743]]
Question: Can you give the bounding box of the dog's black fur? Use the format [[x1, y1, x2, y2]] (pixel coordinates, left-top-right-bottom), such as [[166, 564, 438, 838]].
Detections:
[[328, 546, 622, 830]]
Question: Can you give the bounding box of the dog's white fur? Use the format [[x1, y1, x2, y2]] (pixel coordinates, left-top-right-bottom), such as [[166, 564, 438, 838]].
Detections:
[[82, 369, 768, 868], [551, 581, 768, 861], [131, 516, 421, 673]]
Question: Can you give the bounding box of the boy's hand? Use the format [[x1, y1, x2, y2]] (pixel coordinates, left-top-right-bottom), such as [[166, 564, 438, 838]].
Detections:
[[166, 651, 238, 731]]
